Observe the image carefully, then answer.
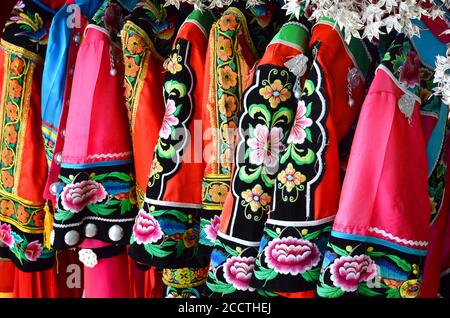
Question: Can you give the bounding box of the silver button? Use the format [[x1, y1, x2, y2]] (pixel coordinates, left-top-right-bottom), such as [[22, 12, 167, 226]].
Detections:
[[85, 223, 98, 238], [50, 230, 55, 246], [64, 230, 80, 246], [108, 225, 124, 242], [55, 153, 62, 165], [74, 32, 81, 45], [49, 182, 58, 195]]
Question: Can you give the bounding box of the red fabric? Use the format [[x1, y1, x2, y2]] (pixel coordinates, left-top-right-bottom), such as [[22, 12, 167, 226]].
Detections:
[[0, 260, 15, 296]]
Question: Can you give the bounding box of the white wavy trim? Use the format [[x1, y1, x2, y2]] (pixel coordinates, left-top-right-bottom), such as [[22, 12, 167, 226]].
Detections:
[[86, 151, 132, 160], [368, 227, 428, 247]]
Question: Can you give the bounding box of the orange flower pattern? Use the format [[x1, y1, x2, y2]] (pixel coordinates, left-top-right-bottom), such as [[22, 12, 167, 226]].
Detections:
[[218, 94, 237, 117], [5, 125, 18, 145], [127, 34, 145, 55], [124, 56, 139, 77], [218, 66, 237, 90], [219, 14, 238, 32], [208, 184, 228, 203], [32, 210, 45, 227], [1, 171, 14, 188], [10, 57, 25, 76], [6, 102, 18, 121], [217, 36, 232, 61], [1, 148, 13, 166], [259, 79, 292, 108], [8, 79, 22, 99], [0, 200, 14, 217], [17, 205, 30, 224]]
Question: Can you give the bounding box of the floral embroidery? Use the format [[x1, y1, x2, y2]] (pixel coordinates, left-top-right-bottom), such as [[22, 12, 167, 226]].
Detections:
[[208, 184, 228, 204], [287, 100, 313, 145], [183, 228, 198, 248], [204, 214, 220, 242], [10, 56, 25, 76], [277, 163, 306, 193], [127, 34, 145, 55], [223, 256, 256, 292], [217, 36, 232, 61], [1, 171, 14, 188], [166, 52, 182, 74], [241, 184, 271, 217], [399, 50, 420, 89], [0, 200, 14, 217], [5, 102, 18, 121], [218, 66, 237, 90], [149, 158, 163, 178], [1, 148, 13, 166], [317, 237, 424, 298], [247, 124, 284, 170], [60, 180, 107, 213], [265, 236, 321, 275], [0, 222, 13, 246], [330, 254, 378, 292], [5, 126, 18, 144], [219, 14, 238, 32], [32, 210, 45, 227], [24, 240, 43, 261], [218, 94, 237, 117], [124, 56, 139, 77], [159, 99, 179, 139], [133, 209, 163, 244], [259, 79, 291, 108], [55, 171, 134, 222], [163, 268, 207, 289], [16, 205, 29, 223]]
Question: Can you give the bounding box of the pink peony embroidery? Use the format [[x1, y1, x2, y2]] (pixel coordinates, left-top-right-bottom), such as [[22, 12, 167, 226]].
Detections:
[[133, 209, 163, 244], [247, 124, 283, 169], [330, 254, 378, 292], [287, 100, 313, 145], [264, 236, 321, 275], [159, 99, 179, 139], [24, 240, 43, 261], [223, 256, 256, 291], [0, 223, 14, 247], [399, 50, 420, 88], [204, 215, 221, 242], [60, 180, 107, 213]]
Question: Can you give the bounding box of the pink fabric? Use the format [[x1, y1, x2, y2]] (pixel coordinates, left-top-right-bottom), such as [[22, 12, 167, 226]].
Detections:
[[63, 27, 132, 164], [333, 68, 429, 250], [80, 239, 130, 298]]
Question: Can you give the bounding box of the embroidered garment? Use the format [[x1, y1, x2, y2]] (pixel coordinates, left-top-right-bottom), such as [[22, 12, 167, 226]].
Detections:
[[41, 0, 102, 208], [198, 6, 260, 258], [121, 0, 175, 206], [249, 19, 372, 297], [51, 0, 138, 250], [316, 33, 438, 298], [0, 0, 56, 271], [128, 8, 214, 271], [205, 21, 313, 298]]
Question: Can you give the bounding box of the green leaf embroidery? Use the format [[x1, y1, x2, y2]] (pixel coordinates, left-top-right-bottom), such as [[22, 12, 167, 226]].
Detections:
[[305, 128, 312, 143], [248, 104, 271, 124], [385, 254, 412, 272], [357, 284, 382, 297], [59, 176, 71, 185], [206, 280, 236, 295], [173, 104, 182, 116], [120, 200, 132, 215], [238, 166, 262, 184], [91, 172, 131, 182], [292, 147, 315, 165], [261, 170, 274, 188], [216, 240, 239, 257], [316, 284, 345, 298], [163, 241, 178, 247], [367, 251, 387, 258], [305, 102, 312, 117], [157, 142, 175, 159], [301, 267, 320, 282], [386, 288, 401, 298], [144, 244, 174, 258], [257, 289, 280, 297], [303, 229, 323, 241], [164, 80, 187, 97], [130, 234, 135, 245], [151, 210, 188, 223], [272, 107, 293, 129], [54, 210, 75, 222], [264, 228, 278, 239], [328, 243, 348, 257], [303, 80, 315, 96], [253, 266, 278, 282], [87, 204, 116, 216]]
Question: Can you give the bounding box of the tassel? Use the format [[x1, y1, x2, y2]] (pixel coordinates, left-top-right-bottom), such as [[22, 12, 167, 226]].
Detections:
[[43, 202, 54, 250]]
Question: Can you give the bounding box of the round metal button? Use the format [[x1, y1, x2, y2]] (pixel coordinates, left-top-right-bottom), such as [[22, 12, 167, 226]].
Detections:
[[49, 182, 58, 195], [55, 152, 62, 165], [108, 225, 124, 242], [64, 230, 80, 246], [85, 223, 98, 238]]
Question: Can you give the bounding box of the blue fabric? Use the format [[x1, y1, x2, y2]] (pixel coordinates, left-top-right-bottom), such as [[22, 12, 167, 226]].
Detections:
[[31, 0, 57, 14], [427, 103, 448, 175], [41, 0, 102, 165]]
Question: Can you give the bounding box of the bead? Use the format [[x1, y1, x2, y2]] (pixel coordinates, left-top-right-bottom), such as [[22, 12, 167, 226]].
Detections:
[[348, 97, 354, 107], [108, 225, 124, 242], [73, 33, 81, 45], [55, 152, 62, 165], [50, 230, 55, 246], [84, 223, 98, 238], [64, 230, 80, 246], [110, 68, 117, 77], [294, 90, 302, 100], [49, 182, 58, 195]]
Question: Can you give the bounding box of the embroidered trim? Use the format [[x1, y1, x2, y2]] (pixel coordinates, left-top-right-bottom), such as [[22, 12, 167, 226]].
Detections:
[[52, 216, 136, 228], [85, 151, 133, 160], [0, 39, 43, 64], [367, 227, 428, 247], [266, 215, 336, 227]]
